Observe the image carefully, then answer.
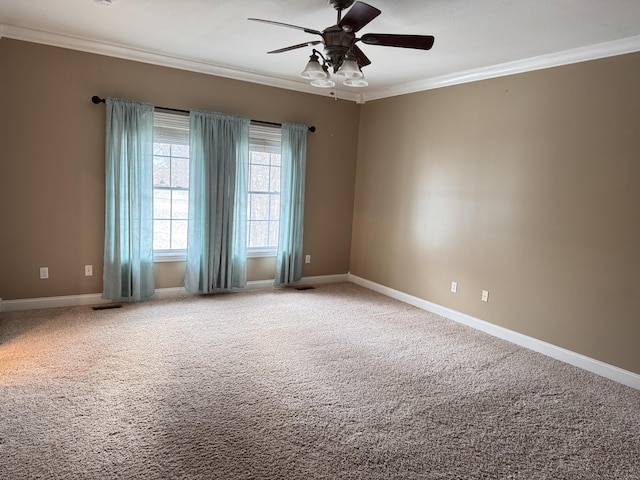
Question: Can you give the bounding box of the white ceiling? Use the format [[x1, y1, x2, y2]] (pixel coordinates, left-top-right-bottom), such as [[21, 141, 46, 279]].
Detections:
[[2, 0, 640, 103]]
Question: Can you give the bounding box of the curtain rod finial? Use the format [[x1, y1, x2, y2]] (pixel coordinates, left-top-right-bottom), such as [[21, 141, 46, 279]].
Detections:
[[92, 96, 105, 104]]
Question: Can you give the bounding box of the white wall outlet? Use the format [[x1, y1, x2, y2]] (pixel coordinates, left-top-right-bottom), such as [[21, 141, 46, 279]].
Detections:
[[481, 289, 489, 302], [305, 255, 311, 264], [39, 267, 49, 279], [85, 264, 93, 277], [451, 281, 457, 293]]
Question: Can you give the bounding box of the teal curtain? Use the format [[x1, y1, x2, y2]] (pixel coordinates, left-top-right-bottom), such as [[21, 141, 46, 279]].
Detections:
[[184, 111, 249, 293], [102, 98, 155, 301], [274, 123, 308, 286]]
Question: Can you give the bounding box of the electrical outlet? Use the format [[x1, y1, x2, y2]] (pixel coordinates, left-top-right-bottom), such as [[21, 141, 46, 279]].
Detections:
[[481, 290, 489, 302], [85, 265, 93, 277], [451, 281, 457, 293], [39, 267, 49, 279], [305, 255, 311, 264]]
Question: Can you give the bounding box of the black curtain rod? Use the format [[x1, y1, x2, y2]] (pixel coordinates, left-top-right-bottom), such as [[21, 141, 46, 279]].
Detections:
[[91, 96, 316, 132]]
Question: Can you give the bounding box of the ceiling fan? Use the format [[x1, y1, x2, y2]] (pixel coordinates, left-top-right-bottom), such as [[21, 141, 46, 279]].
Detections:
[[248, 0, 435, 88]]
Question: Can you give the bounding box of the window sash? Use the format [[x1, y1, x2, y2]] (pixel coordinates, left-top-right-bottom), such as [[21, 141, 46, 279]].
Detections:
[[153, 112, 190, 255], [247, 125, 281, 255]]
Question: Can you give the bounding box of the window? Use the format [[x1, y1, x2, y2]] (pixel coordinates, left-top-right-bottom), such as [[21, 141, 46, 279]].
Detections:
[[151, 113, 282, 260], [153, 112, 190, 259], [247, 125, 282, 256]]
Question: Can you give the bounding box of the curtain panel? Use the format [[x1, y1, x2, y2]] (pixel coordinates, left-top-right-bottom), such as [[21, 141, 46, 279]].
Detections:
[[274, 123, 308, 286], [102, 98, 155, 301], [184, 110, 250, 294]]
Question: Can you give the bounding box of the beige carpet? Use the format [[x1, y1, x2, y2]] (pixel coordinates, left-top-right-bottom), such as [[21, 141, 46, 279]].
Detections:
[[1, 282, 639, 479]]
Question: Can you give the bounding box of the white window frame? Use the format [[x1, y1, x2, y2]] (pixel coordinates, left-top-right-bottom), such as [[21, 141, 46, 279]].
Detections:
[[247, 124, 282, 258], [151, 116, 283, 262]]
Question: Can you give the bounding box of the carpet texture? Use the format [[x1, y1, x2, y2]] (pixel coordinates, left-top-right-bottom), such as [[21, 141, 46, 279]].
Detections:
[[1, 283, 638, 479]]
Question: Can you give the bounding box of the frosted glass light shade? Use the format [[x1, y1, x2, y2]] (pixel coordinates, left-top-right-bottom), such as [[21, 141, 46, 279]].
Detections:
[[301, 56, 327, 79], [343, 77, 368, 87], [310, 77, 336, 88], [337, 58, 364, 79]]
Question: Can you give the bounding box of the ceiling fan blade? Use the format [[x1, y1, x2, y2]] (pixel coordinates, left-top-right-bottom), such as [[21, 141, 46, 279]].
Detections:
[[268, 41, 323, 54], [248, 18, 322, 36], [338, 1, 381, 33], [350, 44, 371, 67], [361, 34, 435, 50]]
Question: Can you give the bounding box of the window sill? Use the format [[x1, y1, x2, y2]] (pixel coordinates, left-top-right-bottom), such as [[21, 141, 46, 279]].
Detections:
[[154, 250, 187, 262], [153, 249, 277, 262], [247, 248, 277, 259]]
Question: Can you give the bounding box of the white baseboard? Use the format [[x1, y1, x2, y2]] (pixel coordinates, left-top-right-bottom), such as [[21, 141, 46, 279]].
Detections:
[[238, 274, 351, 292], [293, 274, 350, 286], [1, 292, 111, 312], [0, 274, 350, 312], [4, 274, 637, 390], [348, 274, 640, 391], [0, 288, 191, 312], [243, 280, 275, 291]]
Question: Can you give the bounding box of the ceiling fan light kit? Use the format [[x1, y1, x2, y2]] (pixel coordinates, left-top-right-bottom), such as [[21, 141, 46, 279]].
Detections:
[[249, 0, 434, 90], [301, 49, 368, 87]]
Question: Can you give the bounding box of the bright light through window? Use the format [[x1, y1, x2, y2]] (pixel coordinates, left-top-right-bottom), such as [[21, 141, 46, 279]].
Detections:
[[153, 112, 190, 253], [247, 150, 281, 249], [153, 143, 189, 250], [248, 125, 282, 254]]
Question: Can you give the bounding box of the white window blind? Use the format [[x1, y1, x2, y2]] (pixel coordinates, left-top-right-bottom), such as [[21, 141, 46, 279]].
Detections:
[[250, 124, 281, 153], [153, 111, 189, 145]]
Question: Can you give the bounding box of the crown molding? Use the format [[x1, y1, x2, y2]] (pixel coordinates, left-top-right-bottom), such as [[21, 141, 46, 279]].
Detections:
[[363, 34, 640, 101], [0, 24, 364, 103], [3, 23, 640, 104]]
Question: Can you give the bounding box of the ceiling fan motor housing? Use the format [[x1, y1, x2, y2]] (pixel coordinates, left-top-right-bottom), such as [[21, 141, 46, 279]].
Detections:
[[322, 26, 356, 70]]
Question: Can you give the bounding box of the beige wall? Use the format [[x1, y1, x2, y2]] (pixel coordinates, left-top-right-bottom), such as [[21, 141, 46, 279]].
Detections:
[[3, 37, 639, 376], [351, 53, 640, 374], [0, 39, 360, 300]]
